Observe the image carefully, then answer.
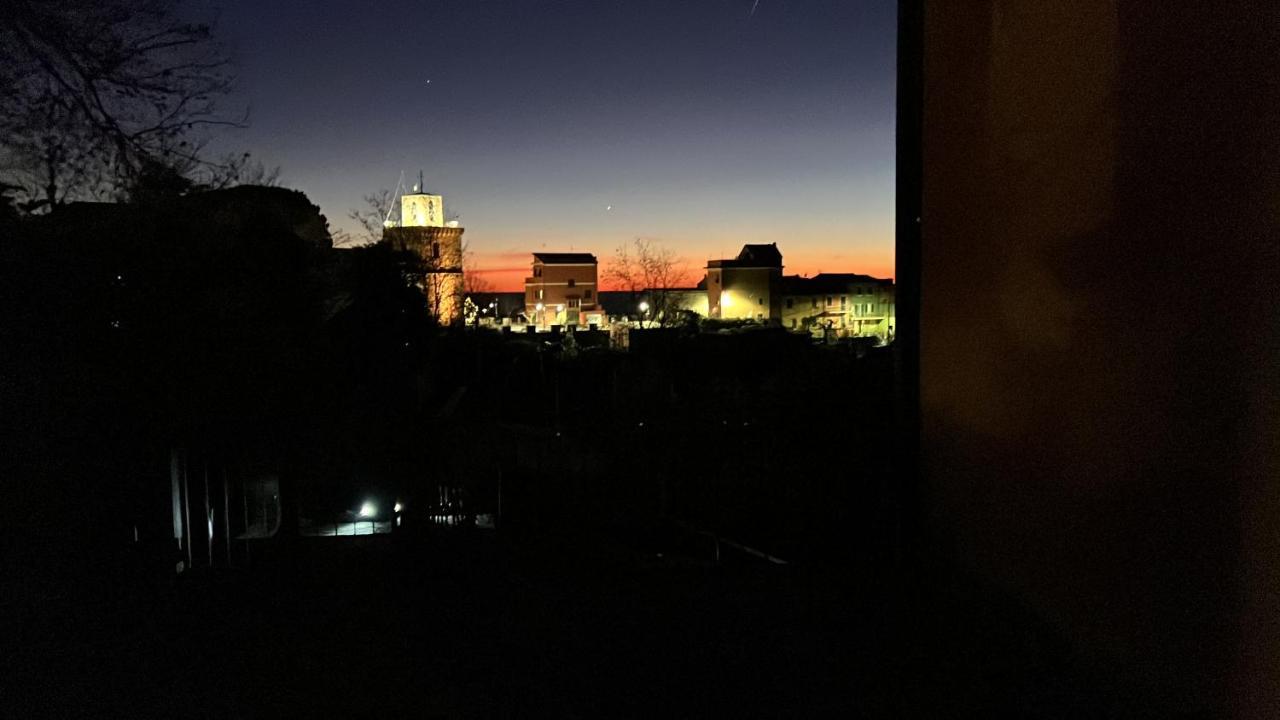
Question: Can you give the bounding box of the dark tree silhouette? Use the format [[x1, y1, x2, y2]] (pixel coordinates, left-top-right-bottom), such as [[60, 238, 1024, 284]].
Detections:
[[1, 0, 240, 211]]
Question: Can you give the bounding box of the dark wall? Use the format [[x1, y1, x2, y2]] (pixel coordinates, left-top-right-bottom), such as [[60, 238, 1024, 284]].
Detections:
[[916, 1, 1279, 715]]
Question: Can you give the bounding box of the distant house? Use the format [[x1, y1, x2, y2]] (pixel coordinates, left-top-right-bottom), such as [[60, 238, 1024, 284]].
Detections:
[[706, 243, 784, 321], [779, 273, 895, 341], [523, 252, 603, 328]]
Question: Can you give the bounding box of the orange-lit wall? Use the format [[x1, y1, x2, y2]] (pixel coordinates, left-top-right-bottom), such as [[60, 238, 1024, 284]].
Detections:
[[524, 261, 599, 326]]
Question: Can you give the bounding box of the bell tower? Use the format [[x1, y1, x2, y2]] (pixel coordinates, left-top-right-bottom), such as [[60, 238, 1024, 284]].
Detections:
[[383, 171, 466, 325], [400, 171, 445, 228]]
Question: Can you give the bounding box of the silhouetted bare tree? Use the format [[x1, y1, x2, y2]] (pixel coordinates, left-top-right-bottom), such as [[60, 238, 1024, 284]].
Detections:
[[347, 188, 399, 245], [1, 0, 241, 211], [462, 240, 493, 295], [606, 237, 692, 326]]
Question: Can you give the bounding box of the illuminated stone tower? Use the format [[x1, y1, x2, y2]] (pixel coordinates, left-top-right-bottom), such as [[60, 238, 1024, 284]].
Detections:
[[382, 174, 465, 325]]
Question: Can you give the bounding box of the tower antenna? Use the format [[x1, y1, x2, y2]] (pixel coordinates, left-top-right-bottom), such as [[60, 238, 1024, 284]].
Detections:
[[418, 169, 425, 194], [385, 170, 406, 225]]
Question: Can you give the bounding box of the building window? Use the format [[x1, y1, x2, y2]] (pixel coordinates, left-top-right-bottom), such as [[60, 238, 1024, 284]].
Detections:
[[432, 242, 440, 260], [826, 296, 832, 306], [811, 298, 818, 309], [841, 296, 847, 308], [567, 278, 576, 287], [585, 289, 593, 299], [786, 298, 793, 309], [790, 318, 797, 328], [568, 298, 580, 308], [758, 297, 764, 306]]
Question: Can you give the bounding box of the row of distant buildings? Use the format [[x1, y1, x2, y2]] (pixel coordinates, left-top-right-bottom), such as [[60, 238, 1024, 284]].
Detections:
[[384, 188, 894, 342]]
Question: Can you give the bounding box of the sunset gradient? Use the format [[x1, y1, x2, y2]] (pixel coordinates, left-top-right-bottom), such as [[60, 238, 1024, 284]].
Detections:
[[207, 0, 896, 290]]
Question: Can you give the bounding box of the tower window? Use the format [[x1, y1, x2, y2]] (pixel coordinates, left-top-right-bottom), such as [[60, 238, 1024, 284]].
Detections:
[[431, 242, 440, 260]]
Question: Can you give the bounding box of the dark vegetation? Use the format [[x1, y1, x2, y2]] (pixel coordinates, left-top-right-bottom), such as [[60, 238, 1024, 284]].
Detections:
[[0, 188, 923, 717], [1, 186, 894, 578]]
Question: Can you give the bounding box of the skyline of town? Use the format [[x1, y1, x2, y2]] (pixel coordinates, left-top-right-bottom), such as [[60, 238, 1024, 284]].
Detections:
[[207, 0, 896, 290]]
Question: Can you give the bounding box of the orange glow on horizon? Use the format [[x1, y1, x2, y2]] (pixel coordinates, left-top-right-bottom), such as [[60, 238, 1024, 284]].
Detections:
[[469, 253, 896, 292]]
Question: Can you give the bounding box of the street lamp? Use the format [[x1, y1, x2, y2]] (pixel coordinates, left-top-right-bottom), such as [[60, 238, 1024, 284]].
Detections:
[[638, 301, 649, 327]]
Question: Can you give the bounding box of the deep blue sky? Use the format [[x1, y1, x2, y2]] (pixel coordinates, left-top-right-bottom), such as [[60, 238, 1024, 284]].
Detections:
[[205, 0, 896, 288]]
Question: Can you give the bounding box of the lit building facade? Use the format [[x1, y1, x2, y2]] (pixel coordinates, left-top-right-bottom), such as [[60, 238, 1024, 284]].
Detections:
[[699, 243, 894, 341], [779, 273, 895, 342], [383, 188, 465, 325], [706, 243, 784, 321], [524, 252, 603, 328]]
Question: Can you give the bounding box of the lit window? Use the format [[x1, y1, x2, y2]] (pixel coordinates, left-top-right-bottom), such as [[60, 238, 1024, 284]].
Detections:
[[538, 289, 544, 300], [568, 298, 580, 308]]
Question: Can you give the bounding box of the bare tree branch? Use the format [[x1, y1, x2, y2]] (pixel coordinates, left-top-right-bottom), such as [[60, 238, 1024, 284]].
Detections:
[[606, 237, 693, 326], [348, 189, 398, 245], [0, 0, 242, 209]]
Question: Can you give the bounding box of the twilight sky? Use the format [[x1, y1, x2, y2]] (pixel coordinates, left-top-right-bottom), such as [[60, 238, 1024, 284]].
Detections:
[[205, 0, 896, 290]]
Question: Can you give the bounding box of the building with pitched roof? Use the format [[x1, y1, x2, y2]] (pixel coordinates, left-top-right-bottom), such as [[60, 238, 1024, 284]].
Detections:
[[779, 273, 895, 342]]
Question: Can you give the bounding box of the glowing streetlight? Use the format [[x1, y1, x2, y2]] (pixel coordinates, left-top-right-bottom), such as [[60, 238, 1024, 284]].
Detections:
[[358, 501, 377, 518], [638, 301, 649, 312]]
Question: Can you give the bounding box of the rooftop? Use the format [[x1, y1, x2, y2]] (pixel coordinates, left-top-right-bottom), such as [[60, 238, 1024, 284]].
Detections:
[[780, 273, 894, 295], [533, 252, 597, 265], [707, 243, 783, 269]]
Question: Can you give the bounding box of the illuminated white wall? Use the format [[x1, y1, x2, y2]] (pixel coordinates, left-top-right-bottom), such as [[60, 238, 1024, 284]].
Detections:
[[401, 193, 444, 228]]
